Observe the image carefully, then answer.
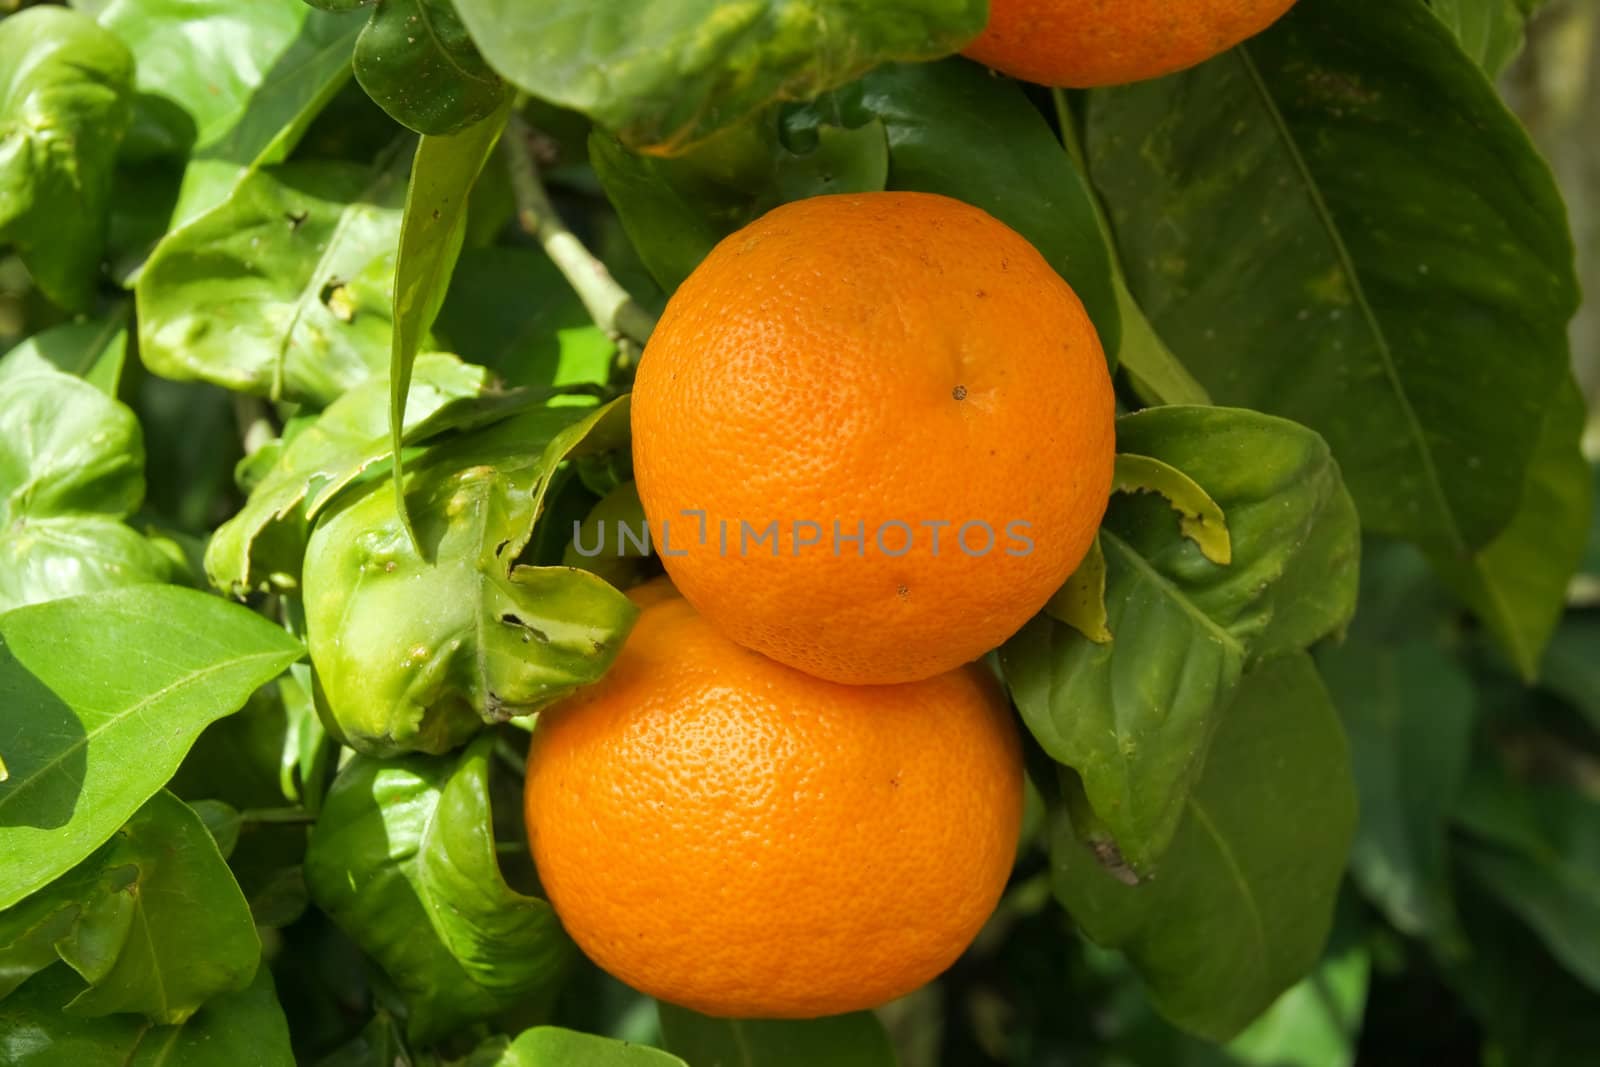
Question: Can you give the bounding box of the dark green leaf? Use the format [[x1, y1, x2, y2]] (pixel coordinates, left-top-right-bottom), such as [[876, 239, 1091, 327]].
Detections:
[[858, 59, 1120, 358], [1224, 939, 1370, 1066], [0, 359, 174, 611], [1541, 616, 1600, 734], [1003, 406, 1359, 870], [0, 960, 294, 1066], [1318, 639, 1474, 944], [1054, 653, 1356, 1041], [352, 0, 507, 135], [483, 1027, 687, 1066], [453, 0, 984, 153], [0, 585, 303, 909], [303, 399, 635, 756], [657, 1003, 897, 1067], [304, 736, 572, 1043], [1455, 762, 1600, 993], [205, 354, 491, 597], [0, 6, 133, 309], [1088, 0, 1577, 559], [1431, 374, 1593, 679], [433, 247, 616, 388], [389, 104, 510, 546], [0, 792, 258, 1023], [591, 107, 888, 293], [136, 155, 408, 404]]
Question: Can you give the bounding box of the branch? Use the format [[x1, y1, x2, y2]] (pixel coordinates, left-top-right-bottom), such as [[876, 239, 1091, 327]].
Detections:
[[503, 113, 657, 369]]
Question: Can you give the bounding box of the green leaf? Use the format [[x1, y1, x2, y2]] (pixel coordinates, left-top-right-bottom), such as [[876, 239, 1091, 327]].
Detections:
[[1087, 0, 1577, 559], [0, 6, 134, 309], [311, 1011, 408, 1067], [97, 0, 361, 225], [389, 103, 510, 548], [859, 59, 1120, 357], [0, 359, 174, 611], [347, 0, 507, 135], [1003, 406, 1359, 870], [0, 791, 258, 1024], [1053, 653, 1357, 1041], [204, 354, 491, 597], [453, 0, 985, 153], [485, 1027, 687, 1067], [0, 960, 294, 1066], [1224, 939, 1370, 1067], [1430, 0, 1546, 75], [0, 585, 303, 910], [1542, 616, 1600, 734], [1455, 762, 1600, 993], [136, 153, 408, 404], [591, 106, 889, 293], [1431, 374, 1593, 679], [1043, 535, 1111, 644], [304, 736, 572, 1043], [433, 247, 616, 388], [0, 314, 127, 393], [657, 1004, 897, 1067], [303, 399, 636, 756], [1318, 639, 1475, 944]]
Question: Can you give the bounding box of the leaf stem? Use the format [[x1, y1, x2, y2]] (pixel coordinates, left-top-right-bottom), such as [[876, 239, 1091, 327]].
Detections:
[[240, 806, 317, 826], [503, 113, 657, 369], [232, 394, 276, 457]]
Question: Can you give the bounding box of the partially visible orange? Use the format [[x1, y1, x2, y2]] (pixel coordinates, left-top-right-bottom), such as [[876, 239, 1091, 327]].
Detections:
[[963, 0, 1298, 88], [630, 192, 1115, 686], [524, 582, 1024, 1019]]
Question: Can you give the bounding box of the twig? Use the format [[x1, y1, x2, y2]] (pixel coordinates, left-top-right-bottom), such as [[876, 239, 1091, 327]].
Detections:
[[240, 806, 318, 826], [503, 112, 657, 371]]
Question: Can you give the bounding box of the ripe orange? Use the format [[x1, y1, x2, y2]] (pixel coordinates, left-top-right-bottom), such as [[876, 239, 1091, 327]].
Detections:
[[524, 582, 1024, 1019], [630, 192, 1115, 686], [962, 0, 1298, 88]]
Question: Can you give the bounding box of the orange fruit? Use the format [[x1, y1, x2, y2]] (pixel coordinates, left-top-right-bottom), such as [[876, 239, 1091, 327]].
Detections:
[[962, 0, 1298, 88], [630, 192, 1115, 685], [524, 582, 1024, 1019]]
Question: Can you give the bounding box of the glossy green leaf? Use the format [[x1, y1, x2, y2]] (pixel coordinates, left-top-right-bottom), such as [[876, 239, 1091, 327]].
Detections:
[[1455, 762, 1600, 993], [1003, 406, 1360, 870], [482, 1027, 687, 1067], [0, 585, 303, 909], [0, 6, 133, 309], [97, 0, 361, 225], [345, 0, 507, 135], [591, 107, 888, 293], [303, 399, 636, 755], [389, 104, 509, 545], [433, 247, 616, 388], [1319, 639, 1474, 944], [0, 961, 294, 1067], [1054, 653, 1356, 1041], [0, 359, 174, 611], [304, 736, 572, 1043], [0, 791, 258, 1023], [137, 154, 407, 404], [1431, 374, 1593, 680], [453, 0, 984, 153], [657, 1004, 897, 1067], [1087, 0, 1577, 558], [311, 1011, 408, 1067], [859, 60, 1119, 356], [0, 314, 127, 393], [205, 354, 491, 597], [1430, 0, 1545, 75]]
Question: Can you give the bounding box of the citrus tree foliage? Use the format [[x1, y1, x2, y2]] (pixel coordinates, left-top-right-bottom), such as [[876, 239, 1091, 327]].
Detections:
[[0, 0, 1595, 1063]]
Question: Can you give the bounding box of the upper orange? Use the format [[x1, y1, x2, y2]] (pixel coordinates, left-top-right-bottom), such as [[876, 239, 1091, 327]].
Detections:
[[630, 192, 1115, 685]]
